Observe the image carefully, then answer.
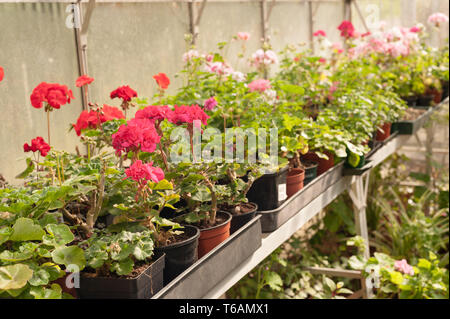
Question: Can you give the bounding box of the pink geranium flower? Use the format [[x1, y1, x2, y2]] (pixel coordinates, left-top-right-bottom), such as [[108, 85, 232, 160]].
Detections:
[[394, 259, 414, 276], [125, 160, 165, 186], [428, 12, 449, 27], [168, 105, 209, 126], [248, 79, 271, 93], [112, 118, 161, 156], [237, 32, 250, 41], [338, 20, 356, 38], [204, 97, 218, 111]]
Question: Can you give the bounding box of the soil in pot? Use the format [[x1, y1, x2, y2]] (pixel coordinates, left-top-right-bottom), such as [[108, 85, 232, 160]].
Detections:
[[301, 151, 335, 176], [417, 94, 434, 107], [301, 160, 318, 186], [154, 225, 200, 286], [194, 211, 232, 259], [77, 252, 165, 299], [220, 202, 258, 235], [286, 167, 305, 198], [375, 122, 391, 141]]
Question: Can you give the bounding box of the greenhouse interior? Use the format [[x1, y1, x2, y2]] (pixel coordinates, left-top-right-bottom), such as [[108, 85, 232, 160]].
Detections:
[[0, 0, 449, 303]]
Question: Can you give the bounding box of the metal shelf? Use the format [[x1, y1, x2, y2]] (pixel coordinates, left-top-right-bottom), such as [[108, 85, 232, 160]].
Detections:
[[203, 134, 413, 299]]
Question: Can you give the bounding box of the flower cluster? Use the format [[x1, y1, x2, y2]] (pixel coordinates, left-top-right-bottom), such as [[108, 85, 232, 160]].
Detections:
[[182, 49, 201, 63], [248, 79, 271, 93], [251, 49, 278, 68], [428, 12, 449, 27], [76, 75, 94, 87], [110, 85, 138, 102], [205, 61, 234, 76], [168, 105, 210, 126], [153, 73, 170, 90], [237, 32, 250, 41], [125, 160, 164, 186], [23, 137, 51, 157], [111, 118, 161, 156], [394, 259, 414, 276], [30, 82, 74, 110], [338, 20, 358, 39], [203, 97, 218, 111], [72, 105, 125, 136], [0, 66, 4, 82], [313, 30, 327, 37], [135, 105, 172, 123]]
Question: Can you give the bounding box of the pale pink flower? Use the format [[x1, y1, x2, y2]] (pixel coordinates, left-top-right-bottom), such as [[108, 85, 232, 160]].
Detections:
[[237, 32, 250, 41], [428, 12, 449, 27], [394, 259, 414, 276], [205, 62, 233, 75], [248, 79, 271, 93], [251, 49, 278, 67], [182, 49, 200, 62], [232, 71, 246, 82]]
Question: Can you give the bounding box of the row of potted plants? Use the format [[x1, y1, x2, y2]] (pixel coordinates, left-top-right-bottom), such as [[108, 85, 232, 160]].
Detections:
[[0, 14, 448, 299]]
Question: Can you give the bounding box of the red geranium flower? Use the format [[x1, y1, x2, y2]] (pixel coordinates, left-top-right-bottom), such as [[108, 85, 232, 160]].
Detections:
[[338, 20, 356, 38], [112, 118, 161, 156], [72, 105, 124, 136], [313, 30, 327, 37], [23, 137, 51, 157], [30, 82, 74, 109], [135, 105, 171, 122], [0, 66, 4, 82], [125, 160, 165, 186], [153, 73, 170, 90], [167, 105, 209, 126], [76, 75, 94, 87], [110, 85, 138, 102]]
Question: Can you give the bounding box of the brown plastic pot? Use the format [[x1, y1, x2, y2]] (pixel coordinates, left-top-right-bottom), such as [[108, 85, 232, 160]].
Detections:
[[301, 151, 335, 176], [286, 167, 305, 198], [198, 211, 232, 259], [375, 122, 392, 141]]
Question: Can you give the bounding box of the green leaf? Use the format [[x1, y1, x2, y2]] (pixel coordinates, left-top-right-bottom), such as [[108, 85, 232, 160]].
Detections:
[[324, 277, 336, 291], [111, 259, 134, 276], [417, 259, 431, 270], [9, 218, 45, 242], [29, 284, 62, 299], [52, 246, 86, 272], [0, 264, 33, 290], [390, 271, 404, 285], [264, 271, 283, 291], [44, 224, 75, 246], [0, 227, 12, 245], [153, 179, 173, 190], [16, 158, 35, 179]]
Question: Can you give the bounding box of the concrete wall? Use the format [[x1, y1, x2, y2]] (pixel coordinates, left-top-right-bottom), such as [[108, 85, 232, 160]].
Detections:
[[0, 0, 448, 184]]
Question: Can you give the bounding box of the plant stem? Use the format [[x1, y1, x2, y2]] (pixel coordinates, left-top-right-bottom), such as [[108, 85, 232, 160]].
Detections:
[[46, 110, 51, 145]]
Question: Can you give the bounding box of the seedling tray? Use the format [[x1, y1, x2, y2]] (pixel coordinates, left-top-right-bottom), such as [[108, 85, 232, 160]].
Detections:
[[392, 108, 433, 135], [151, 215, 262, 299], [257, 162, 344, 233]]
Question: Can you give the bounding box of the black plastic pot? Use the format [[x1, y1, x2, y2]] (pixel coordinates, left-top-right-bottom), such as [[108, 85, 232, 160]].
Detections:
[[402, 96, 417, 107], [302, 160, 318, 186], [152, 215, 262, 299], [246, 164, 289, 211], [417, 94, 433, 107], [442, 80, 449, 100], [154, 225, 200, 286], [391, 107, 434, 135], [222, 202, 258, 235], [77, 252, 165, 299]]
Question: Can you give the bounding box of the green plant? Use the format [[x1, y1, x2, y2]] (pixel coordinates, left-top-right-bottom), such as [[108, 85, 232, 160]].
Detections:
[[81, 229, 155, 277]]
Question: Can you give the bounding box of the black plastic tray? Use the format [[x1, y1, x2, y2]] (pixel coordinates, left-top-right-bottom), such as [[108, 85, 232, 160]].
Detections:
[[392, 108, 434, 135], [151, 215, 262, 299], [343, 160, 373, 176], [257, 162, 344, 233]]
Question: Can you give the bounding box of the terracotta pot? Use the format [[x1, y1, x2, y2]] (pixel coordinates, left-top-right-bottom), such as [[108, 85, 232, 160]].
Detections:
[[198, 211, 232, 259], [286, 167, 305, 198], [301, 151, 335, 176], [375, 122, 391, 141]]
